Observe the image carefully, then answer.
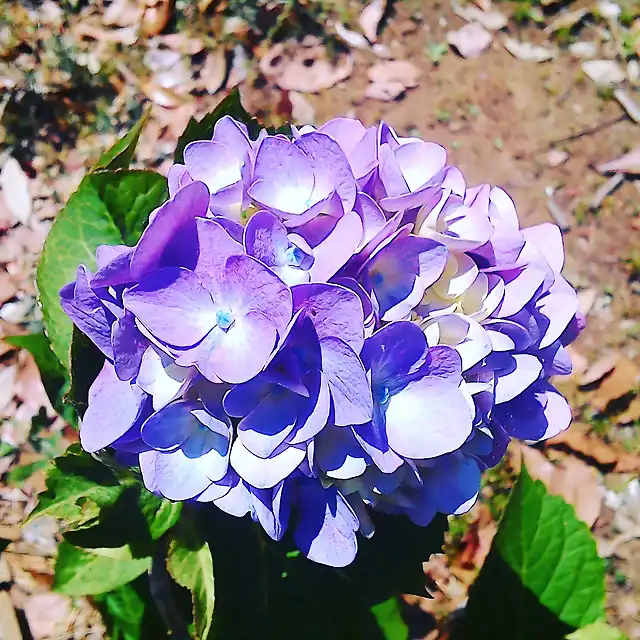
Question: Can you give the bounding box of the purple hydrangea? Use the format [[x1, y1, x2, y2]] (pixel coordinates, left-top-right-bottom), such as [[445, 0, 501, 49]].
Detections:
[[61, 117, 582, 567]]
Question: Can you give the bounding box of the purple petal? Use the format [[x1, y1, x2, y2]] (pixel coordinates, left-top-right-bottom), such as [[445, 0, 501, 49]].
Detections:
[[192, 218, 243, 289], [130, 181, 210, 280], [292, 283, 364, 353], [364, 232, 448, 321], [320, 337, 372, 426], [140, 400, 197, 451], [81, 362, 148, 452], [136, 346, 190, 410], [493, 266, 546, 318], [421, 345, 463, 382], [361, 322, 427, 389], [289, 372, 331, 444], [230, 438, 305, 489], [352, 415, 404, 474], [495, 381, 571, 441], [184, 140, 244, 194], [112, 312, 147, 381], [354, 192, 386, 249], [308, 211, 363, 282], [244, 209, 290, 267], [431, 455, 481, 514], [522, 223, 564, 273], [223, 255, 292, 337], [493, 353, 542, 404], [250, 482, 290, 541], [238, 391, 298, 458], [60, 266, 114, 358], [167, 163, 194, 196], [385, 376, 472, 459], [223, 376, 271, 418], [198, 312, 277, 384], [140, 443, 223, 501], [293, 479, 358, 567], [249, 137, 314, 214], [394, 141, 447, 193], [212, 475, 251, 516], [535, 279, 579, 349], [316, 426, 368, 480], [295, 131, 357, 214], [92, 246, 134, 288], [124, 267, 215, 347]]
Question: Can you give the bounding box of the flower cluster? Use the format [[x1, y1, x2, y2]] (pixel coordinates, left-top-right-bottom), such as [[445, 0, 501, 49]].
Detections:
[[61, 116, 582, 567]]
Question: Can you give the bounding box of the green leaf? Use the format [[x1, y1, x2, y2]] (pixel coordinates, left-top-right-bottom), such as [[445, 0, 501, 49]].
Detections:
[[37, 168, 167, 371], [54, 540, 151, 595], [6, 459, 49, 486], [167, 521, 215, 640], [138, 489, 182, 541], [174, 89, 261, 164], [3, 332, 73, 422], [370, 598, 410, 640], [204, 508, 445, 640], [92, 108, 150, 171], [566, 620, 628, 640], [95, 577, 171, 640], [29, 445, 123, 530], [95, 583, 147, 640], [458, 466, 605, 639], [68, 326, 105, 419], [37, 181, 123, 368], [87, 170, 167, 244]]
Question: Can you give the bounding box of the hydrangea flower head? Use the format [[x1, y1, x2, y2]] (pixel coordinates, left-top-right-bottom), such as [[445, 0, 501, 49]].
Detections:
[[61, 116, 582, 567]]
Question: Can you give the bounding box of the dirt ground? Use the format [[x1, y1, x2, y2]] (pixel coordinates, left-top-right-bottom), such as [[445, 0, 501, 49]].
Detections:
[[1, 0, 640, 638]]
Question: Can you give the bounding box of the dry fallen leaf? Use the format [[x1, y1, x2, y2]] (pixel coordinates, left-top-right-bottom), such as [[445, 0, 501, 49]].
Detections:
[[579, 352, 620, 386], [289, 91, 316, 125], [577, 287, 598, 317], [617, 395, 640, 424], [365, 60, 421, 101], [141, 82, 189, 108], [565, 345, 588, 378], [260, 43, 354, 93], [519, 444, 603, 527], [0, 272, 17, 305], [596, 148, 640, 175], [456, 507, 496, 571], [141, 0, 172, 38], [503, 38, 555, 62], [447, 22, 493, 59], [200, 49, 228, 94], [102, 0, 144, 27], [547, 148, 569, 167], [0, 363, 18, 416], [453, 3, 508, 31], [582, 59, 626, 86], [359, 0, 386, 43], [545, 8, 588, 33], [545, 428, 640, 473], [0, 591, 21, 640], [334, 22, 370, 49], [23, 593, 71, 640], [588, 357, 640, 412], [0, 157, 32, 225], [614, 88, 640, 124]]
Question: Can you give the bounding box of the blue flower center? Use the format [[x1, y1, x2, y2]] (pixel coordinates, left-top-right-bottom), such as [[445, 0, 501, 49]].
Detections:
[[284, 245, 305, 267], [216, 308, 235, 331], [375, 386, 391, 406]]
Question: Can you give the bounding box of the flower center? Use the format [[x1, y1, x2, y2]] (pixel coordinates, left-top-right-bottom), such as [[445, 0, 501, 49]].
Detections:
[[284, 245, 305, 267], [375, 385, 391, 406], [216, 308, 235, 331]]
